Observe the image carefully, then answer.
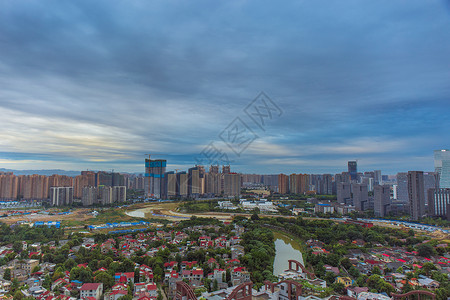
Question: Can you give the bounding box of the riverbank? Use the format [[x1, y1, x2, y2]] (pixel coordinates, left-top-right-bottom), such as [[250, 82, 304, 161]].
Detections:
[[272, 230, 305, 275]]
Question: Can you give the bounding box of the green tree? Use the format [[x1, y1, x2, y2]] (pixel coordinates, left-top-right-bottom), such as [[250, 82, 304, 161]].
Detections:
[[421, 262, 436, 276], [13, 242, 23, 254], [94, 271, 114, 290], [331, 282, 346, 294], [417, 244, 435, 258], [371, 266, 382, 275], [13, 290, 23, 300], [250, 213, 260, 221], [3, 268, 11, 281]]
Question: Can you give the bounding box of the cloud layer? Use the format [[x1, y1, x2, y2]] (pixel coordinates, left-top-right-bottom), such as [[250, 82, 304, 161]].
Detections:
[[1, 0, 449, 174]]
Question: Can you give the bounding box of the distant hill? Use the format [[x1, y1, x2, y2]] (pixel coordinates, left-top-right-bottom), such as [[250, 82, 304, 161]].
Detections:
[[0, 168, 81, 177]]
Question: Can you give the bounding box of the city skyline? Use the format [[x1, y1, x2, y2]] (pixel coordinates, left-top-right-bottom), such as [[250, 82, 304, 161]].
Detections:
[[1, 1, 450, 174]]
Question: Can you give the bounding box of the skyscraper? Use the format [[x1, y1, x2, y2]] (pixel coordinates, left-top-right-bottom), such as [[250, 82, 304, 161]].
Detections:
[[145, 159, 167, 199], [428, 188, 450, 219], [396, 173, 408, 203], [278, 174, 289, 194], [348, 161, 357, 181], [374, 185, 390, 217], [188, 167, 201, 197], [50, 187, 73, 206], [337, 182, 351, 204], [435, 149, 450, 188], [374, 170, 382, 185], [352, 183, 368, 211], [176, 172, 188, 197], [224, 173, 241, 197], [408, 171, 425, 220]]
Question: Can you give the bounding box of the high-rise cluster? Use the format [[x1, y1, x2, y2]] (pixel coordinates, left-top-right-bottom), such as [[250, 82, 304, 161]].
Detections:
[[0, 171, 127, 206], [144, 159, 241, 199]]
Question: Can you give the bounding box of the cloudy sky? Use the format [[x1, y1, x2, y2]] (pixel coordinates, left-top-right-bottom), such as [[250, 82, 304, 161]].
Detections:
[[1, 0, 449, 175]]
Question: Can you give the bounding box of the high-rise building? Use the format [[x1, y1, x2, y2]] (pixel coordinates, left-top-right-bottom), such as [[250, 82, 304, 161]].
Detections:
[[374, 185, 390, 217], [224, 173, 241, 197], [19, 175, 49, 200], [278, 174, 289, 194], [74, 171, 96, 198], [145, 159, 167, 199], [435, 149, 450, 188], [408, 171, 425, 220], [289, 174, 299, 194], [162, 171, 175, 199], [50, 187, 73, 206], [82, 186, 97, 206], [0, 174, 19, 200], [209, 165, 219, 174], [352, 183, 368, 211], [205, 172, 221, 196], [99, 186, 112, 205], [112, 186, 126, 203], [374, 170, 382, 185], [423, 172, 437, 206], [176, 172, 188, 197], [337, 182, 351, 204], [188, 167, 201, 197], [428, 188, 450, 219], [396, 173, 408, 203], [222, 165, 231, 174], [348, 161, 357, 181]]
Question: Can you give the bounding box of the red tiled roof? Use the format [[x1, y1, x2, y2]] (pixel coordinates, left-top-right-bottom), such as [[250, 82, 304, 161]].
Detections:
[[80, 283, 101, 291]]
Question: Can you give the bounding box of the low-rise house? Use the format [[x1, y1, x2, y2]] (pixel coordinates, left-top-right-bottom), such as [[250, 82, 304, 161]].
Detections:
[[231, 267, 251, 286], [114, 272, 135, 284], [335, 276, 353, 287], [104, 289, 127, 300], [347, 286, 368, 298], [80, 283, 103, 300]]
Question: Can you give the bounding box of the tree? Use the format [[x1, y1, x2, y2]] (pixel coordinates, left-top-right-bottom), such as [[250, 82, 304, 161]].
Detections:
[[118, 296, 132, 300], [3, 268, 11, 281], [250, 213, 260, 221], [94, 271, 114, 290], [371, 266, 382, 275], [331, 282, 346, 294], [63, 259, 76, 271], [13, 290, 23, 300], [417, 244, 435, 258], [13, 241, 22, 254], [421, 262, 436, 276]]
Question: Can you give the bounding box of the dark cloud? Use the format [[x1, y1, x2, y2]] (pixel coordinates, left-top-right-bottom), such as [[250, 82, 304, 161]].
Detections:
[[0, 0, 449, 174]]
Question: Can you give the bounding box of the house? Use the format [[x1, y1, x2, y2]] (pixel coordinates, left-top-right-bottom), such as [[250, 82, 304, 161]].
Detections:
[[80, 283, 103, 300], [104, 289, 127, 300], [134, 282, 157, 298], [15, 259, 39, 275], [418, 277, 440, 290], [335, 276, 353, 287], [324, 265, 340, 276], [347, 286, 368, 298], [231, 267, 251, 286], [115, 272, 135, 284]]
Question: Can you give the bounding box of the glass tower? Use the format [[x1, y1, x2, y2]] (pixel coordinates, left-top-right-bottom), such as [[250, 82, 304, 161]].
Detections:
[[435, 150, 450, 188]]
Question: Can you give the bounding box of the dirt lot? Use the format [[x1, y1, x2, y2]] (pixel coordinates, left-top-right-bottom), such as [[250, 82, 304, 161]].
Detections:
[[0, 208, 93, 225]]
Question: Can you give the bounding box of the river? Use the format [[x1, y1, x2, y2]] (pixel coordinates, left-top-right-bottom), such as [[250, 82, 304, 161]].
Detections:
[[272, 231, 304, 276]]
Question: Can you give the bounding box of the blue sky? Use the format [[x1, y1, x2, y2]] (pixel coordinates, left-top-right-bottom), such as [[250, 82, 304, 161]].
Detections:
[[0, 0, 449, 175]]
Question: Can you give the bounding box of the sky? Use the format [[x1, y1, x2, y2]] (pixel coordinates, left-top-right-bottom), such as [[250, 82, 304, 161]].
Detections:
[[0, 0, 449, 175]]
